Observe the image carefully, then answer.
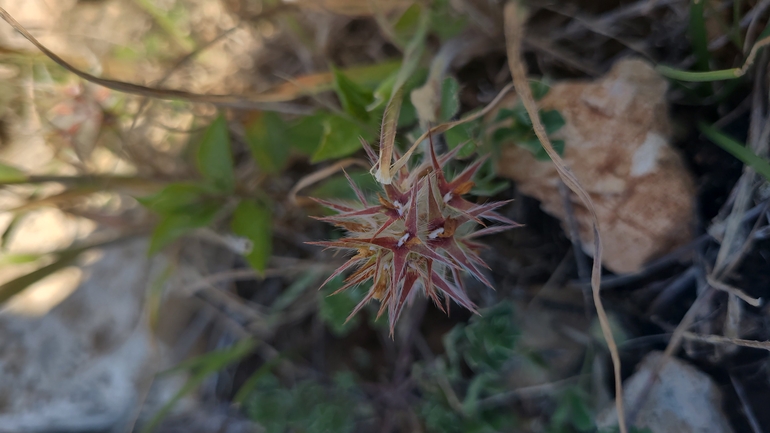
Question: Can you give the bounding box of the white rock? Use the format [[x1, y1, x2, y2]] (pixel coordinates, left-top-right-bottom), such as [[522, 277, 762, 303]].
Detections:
[[597, 351, 734, 433], [0, 239, 156, 432]]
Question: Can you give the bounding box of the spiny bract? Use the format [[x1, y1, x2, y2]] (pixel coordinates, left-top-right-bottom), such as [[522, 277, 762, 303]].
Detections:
[[310, 142, 518, 335]]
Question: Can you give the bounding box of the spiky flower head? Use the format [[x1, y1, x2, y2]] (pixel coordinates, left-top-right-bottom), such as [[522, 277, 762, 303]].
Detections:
[[310, 141, 518, 335]]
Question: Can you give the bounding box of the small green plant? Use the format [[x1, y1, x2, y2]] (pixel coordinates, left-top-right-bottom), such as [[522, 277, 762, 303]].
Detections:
[[548, 386, 594, 433], [491, 82, 566, 161], [415, 302, 519, 433], [136, 114, 272, 272], [244, 372, 373, 433]]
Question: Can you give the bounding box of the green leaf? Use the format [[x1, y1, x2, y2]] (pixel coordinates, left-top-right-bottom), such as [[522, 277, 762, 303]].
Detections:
[[270, 271, 317, 312], [244, 374, 293, 433], [430, 0, 467, 41], [551, 387, 594, 432], [1, 212, 25, 249], [319, 275, 363, 337], [689, 0, 710, 71], [309, 170, 378, 205], [244, 374, 368, 433], [231, 200, 272, 273], [332, 65, 374, 122], [541, 109, 566, 134], [471, 160, 509, 196], [369, 70, 398, 111], [0, 249, 83, 304], [440, 76, 461, 121], [245, 112, 291, 174], [394, 3, 423, 43], [445, 124, 477, 158], [699, 122, 770, 181], [0, 253, 42, 267], [196, 114, 235, 192], [287, 113, 326, 155], [512, 104, 532, 126], [136, 183, 212, 215], [0, 162, 26, 183], [398, 94, 418, 127], [148, 200, 220, 255], [530, 80, 551, 100], [446, 301, 518, 372], [550, 140, 566, 157], [518, 137, 564, 161], [390, 6, 430, 98], [142, 339, 256, 433], [311, 116, 372, 162], [493, 108, 515, 123]]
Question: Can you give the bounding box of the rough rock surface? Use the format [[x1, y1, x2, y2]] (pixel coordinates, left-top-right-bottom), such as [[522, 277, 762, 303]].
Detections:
[[0, 239, 155, 432], [597, 351, 734, 433], [495, 58, 695, 273]]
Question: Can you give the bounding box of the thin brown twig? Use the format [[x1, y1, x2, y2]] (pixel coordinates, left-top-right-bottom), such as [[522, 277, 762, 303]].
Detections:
[[128, 25, 241, 131], [503, 4, 625, 433], [552, 0, 683, 40], [537, 2, 655, 61], [706, 275, 762, 307], [0, 7, 310, 113], [390, 82, 515, 177], [682, 332, 770, 351]]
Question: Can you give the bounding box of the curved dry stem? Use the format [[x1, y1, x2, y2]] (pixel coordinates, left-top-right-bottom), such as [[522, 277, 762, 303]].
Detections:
[[391, 82, 515, 176], [503, 3, 626, 433], [0, 7, 310, 114]]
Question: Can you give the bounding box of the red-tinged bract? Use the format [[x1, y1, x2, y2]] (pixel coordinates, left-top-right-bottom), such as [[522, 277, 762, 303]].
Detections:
[[309, 142, 519, 335]]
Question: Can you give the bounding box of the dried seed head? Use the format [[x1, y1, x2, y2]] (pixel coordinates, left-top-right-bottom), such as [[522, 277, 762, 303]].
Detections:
[[310, 140, 519, 336]]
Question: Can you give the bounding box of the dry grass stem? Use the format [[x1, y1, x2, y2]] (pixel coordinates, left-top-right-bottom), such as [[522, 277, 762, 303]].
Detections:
[[0, 7, 310, 113], [707, 275, 762, 307], [391, 82, 515, 176], [682, 332, 770, 351], [503, 3, 626, 433]]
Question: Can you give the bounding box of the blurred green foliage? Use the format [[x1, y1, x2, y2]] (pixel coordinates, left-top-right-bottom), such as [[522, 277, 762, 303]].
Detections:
[[244, 372, 373, 433], [415, 302, 519, 433], [491, 82, 566, 161]]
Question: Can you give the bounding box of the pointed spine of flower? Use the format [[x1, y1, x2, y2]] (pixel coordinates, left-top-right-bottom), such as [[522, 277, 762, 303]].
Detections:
[[343, 169, 368, 206], [430, 236, 494, 288], [432, 269, 476, 313], [320, 255, 368, 289], [359, 137, 378, 166], [309, 197, 356, 213], [389, 268, 419, 336]]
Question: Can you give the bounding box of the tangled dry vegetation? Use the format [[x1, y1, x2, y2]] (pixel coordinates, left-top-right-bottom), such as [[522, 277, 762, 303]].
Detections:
[[0, 1, 770, 433]]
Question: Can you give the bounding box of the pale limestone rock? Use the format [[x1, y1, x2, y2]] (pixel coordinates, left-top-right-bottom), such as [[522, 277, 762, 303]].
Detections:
[[597, 351, 734, 433], [495, 58, 695, 273], [0, 240, 156, 432]]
